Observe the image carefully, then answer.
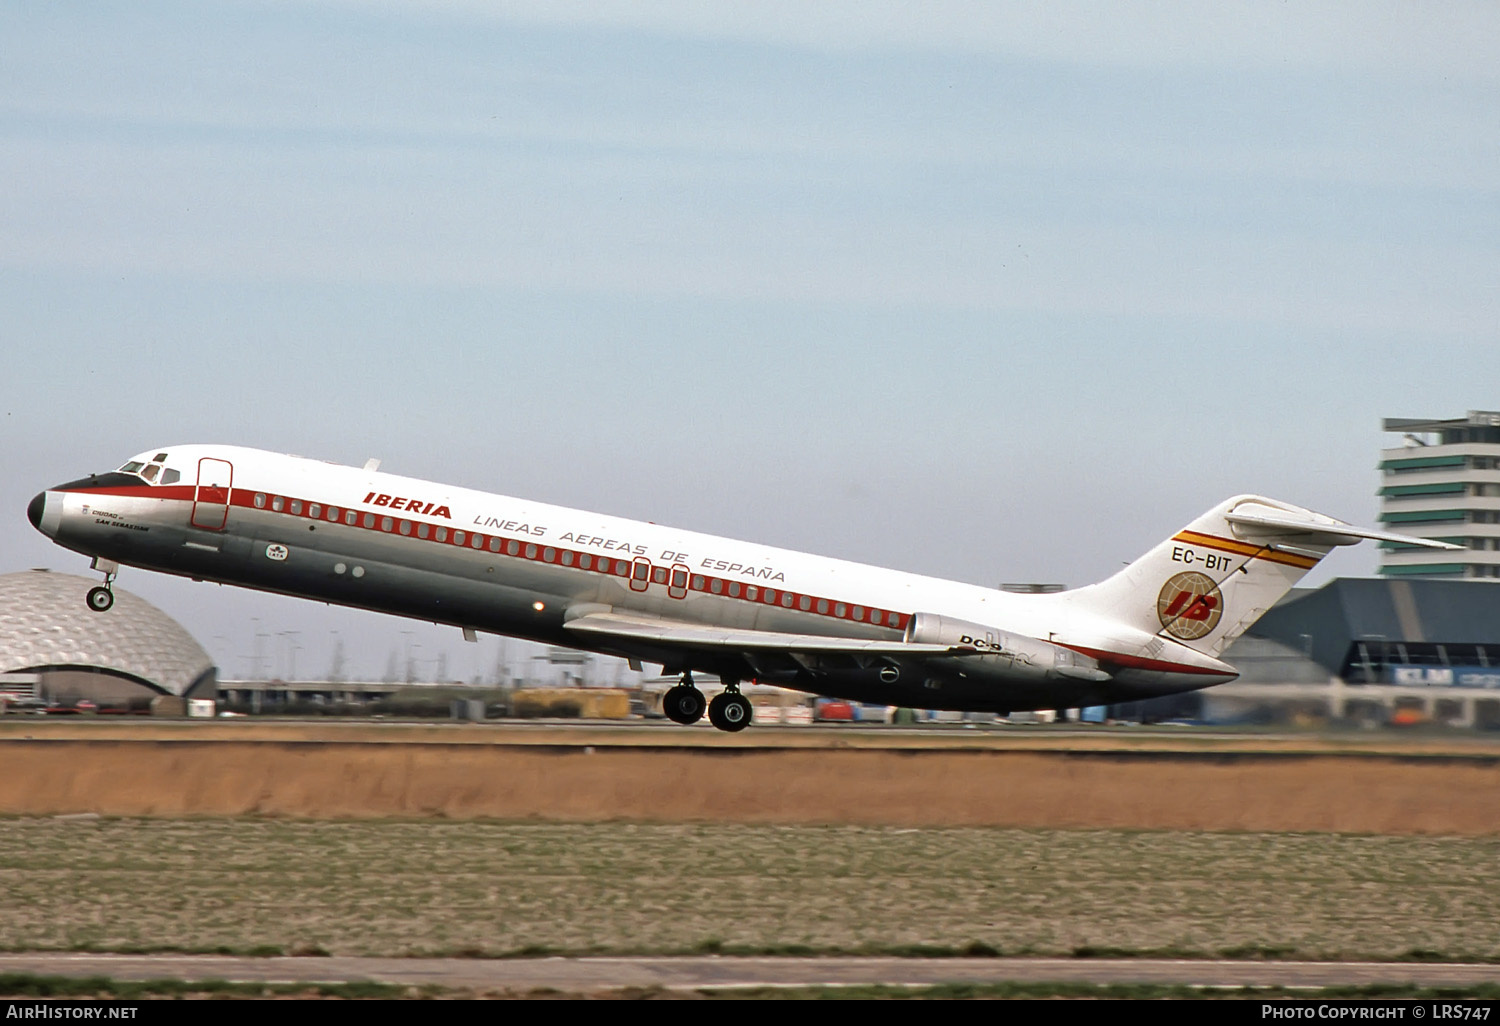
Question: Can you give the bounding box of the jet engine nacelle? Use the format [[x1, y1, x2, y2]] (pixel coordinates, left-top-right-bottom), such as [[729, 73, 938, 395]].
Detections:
[[905, 613, 1112, 683]]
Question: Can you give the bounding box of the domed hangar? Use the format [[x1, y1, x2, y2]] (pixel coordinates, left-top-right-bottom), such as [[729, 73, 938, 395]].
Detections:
[[0, 569, 216, 707]]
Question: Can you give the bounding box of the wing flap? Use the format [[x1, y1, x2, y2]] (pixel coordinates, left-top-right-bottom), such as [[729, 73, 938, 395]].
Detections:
[[563, 610, 969, 656]]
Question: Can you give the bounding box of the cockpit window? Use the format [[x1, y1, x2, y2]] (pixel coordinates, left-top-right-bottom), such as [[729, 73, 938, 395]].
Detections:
[[119, 462, 145, 474], [153, 453, 168, 462], [141, 464, 160, 483], [161, 468, 180, 485]]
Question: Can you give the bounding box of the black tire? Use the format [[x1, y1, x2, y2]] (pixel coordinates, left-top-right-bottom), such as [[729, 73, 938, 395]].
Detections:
[[86, 587, 114, 613], [664, 685, 705, 725], [708, 692, 752, 733]]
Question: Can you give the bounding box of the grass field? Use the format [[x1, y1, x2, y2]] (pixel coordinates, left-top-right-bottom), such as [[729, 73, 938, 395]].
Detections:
[[2, 817, 1496, 961]]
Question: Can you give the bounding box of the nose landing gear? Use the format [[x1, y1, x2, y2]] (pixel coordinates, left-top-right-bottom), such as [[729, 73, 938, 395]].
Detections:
[[85, 559, 118, 613], [86, 583, 114, 612]]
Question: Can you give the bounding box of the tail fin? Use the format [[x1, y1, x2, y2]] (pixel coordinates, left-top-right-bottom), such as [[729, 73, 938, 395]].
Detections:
[[1062, 495, 1460, 660]]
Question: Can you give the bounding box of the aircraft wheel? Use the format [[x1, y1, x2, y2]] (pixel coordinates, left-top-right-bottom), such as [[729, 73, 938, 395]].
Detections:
[[664, 685, 705, 725], [708, 692, 752, 733], [86, 587, 114, 613]]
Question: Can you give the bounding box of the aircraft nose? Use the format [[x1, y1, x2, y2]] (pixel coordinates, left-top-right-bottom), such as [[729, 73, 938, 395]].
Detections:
[[27, 492, 47, 532]]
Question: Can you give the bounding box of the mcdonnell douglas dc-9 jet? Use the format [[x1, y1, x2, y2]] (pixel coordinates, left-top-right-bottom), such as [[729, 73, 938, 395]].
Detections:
[[28, 445, 1458, 731]]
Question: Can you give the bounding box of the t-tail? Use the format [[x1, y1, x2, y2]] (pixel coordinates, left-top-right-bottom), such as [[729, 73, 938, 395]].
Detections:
[[1061, 494, 1461, 661]]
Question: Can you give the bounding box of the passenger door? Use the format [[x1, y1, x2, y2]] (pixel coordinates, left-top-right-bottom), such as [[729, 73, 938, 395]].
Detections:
[[191, 457, 234, 530]]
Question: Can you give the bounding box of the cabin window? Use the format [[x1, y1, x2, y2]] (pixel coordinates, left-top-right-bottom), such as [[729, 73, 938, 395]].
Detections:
[[346, 510, 358, 526], [852, 606, 864, 621], [253, 492, 266, 508], [488, 537, 501, 553], [507, 540, 521, 556], [761, 589, 776, 604], [782, 593, 795, 608], [471, 534, 484, 550], [560, 551, 574, 566], [363, 513, 375, 528], [271, 496, 284, 512], [579, 553, 593, 570], [732, 583, 745, 599], [308, 503, 320, 518], [417, 523, 429, 539], [328, 506, 341, 522], [453, 530, 466, 545], [525, 543, 538, 560], [543, 546, 556, 562], [710, 578, 723, 595], [435, 527, 448, 542], [399, 520, 412, 536], [691, 575, 705, 591], [381, 516, 393, 532], [834, 602, 846, 617], [816, 599, 829, 614], [652, 566, 668, 585], [797, 594, 811, 611]]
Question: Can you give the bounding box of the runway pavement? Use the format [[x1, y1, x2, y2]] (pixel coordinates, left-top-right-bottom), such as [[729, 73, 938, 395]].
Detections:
[[1, 953, 1497, 994]]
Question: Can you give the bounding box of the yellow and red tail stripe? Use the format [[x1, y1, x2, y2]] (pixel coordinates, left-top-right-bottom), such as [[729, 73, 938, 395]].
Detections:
[[1172, 530, 1321, 570]]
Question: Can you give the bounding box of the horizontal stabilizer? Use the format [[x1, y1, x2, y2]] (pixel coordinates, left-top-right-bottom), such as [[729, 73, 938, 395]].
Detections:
[[1224, 508, 1465, 550]]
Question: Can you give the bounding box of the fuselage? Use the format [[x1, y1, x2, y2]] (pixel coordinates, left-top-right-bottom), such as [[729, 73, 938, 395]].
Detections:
[[29, 444, 1236, 713]]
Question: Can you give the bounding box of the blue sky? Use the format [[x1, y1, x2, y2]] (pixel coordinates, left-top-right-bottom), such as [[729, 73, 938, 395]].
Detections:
[[2, 2, 1496, 682]]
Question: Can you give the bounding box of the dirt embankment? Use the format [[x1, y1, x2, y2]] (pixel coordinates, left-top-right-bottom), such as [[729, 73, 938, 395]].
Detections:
[[2, 727, 1497, 833]]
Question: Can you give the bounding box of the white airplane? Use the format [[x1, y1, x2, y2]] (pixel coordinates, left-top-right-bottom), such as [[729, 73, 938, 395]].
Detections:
[[28, 445, 1458, 731]]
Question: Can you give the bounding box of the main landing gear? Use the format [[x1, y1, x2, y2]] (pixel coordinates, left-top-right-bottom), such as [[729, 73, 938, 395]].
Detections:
[[663, 673, 707, 725], [708, 688, 752, 733], [663, 673, 754, 733]]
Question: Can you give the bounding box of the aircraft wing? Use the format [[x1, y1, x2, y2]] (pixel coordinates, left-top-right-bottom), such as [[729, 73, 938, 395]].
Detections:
[[562, 610, 970, 658]]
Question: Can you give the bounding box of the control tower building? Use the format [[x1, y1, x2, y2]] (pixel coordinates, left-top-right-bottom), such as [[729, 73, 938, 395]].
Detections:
[[1379, 411, 1500, 580]]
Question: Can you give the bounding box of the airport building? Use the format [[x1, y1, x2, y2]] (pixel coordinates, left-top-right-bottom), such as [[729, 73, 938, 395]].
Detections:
[[1207, 577, 1500, 728], [0, 569, 216, 709], [1378, 410, 1500, 580]]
